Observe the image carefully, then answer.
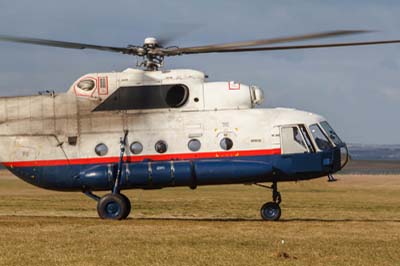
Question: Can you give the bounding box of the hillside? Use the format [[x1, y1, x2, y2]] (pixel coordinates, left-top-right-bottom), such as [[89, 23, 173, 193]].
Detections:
[[347, 144, 400, 161]]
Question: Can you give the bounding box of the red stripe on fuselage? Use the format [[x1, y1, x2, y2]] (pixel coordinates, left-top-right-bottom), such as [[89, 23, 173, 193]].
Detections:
[[2, 148, 281, 167]]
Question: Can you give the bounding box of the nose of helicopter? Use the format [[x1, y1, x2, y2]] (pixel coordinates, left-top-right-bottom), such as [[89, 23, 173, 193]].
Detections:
[[339, 143, 349, 169]]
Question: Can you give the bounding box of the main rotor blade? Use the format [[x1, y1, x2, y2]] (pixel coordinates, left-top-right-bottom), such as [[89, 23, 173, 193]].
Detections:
[[162, 30, 371, 55], [176, 39, 400, 54], [154, 22, 203, 47], [0, 35, 137, 54]]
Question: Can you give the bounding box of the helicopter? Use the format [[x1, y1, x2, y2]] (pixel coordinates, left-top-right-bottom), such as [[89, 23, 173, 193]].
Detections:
[[0, 30, 399, 221]]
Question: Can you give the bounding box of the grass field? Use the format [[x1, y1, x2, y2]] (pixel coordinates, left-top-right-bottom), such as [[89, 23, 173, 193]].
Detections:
[[0, 170, 399, 266]]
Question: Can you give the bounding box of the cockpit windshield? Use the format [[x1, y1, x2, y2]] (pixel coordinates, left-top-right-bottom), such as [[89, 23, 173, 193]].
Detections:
[[320, 121, 343, 145], [309, 124, 333, 151]]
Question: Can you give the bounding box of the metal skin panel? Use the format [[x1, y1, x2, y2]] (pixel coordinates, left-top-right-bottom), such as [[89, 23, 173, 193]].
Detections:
[[193, 160, 273, 185], [0, 69, 347, 192], [0, 94, 77, 136], [203, 82, 252, 110]]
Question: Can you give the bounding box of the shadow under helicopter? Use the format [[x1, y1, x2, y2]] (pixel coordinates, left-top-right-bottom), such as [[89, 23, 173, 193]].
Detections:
[[134, 217, 400, 223], [2, 215, 400, 223]]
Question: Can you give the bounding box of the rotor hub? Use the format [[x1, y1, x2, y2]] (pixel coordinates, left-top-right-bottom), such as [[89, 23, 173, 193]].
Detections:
[[144, 37, 158, 48]]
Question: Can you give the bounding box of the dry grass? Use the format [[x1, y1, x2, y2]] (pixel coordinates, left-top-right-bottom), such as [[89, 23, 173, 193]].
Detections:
[[0, 170, 399, 266]]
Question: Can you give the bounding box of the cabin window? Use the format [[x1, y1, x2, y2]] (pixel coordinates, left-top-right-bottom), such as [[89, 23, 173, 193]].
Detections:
[[77, 79, 95, 91], [309, 124, 333, 151], [130, 142, 143, 154], [281, 126, 308, 154], [95, 143, 108, 156], [220, 138, 233, 151], [188, 139, 201, 152], [155, 140, 168, 154]]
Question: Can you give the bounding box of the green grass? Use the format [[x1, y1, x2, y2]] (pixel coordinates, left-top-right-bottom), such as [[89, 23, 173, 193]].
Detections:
[[0, 171, 399, 266]]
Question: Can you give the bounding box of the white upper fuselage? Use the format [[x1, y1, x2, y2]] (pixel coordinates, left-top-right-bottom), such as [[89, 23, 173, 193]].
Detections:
[[0, 68, 328, 164]]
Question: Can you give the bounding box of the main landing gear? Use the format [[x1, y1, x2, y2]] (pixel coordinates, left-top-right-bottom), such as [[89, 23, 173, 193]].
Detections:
[[256, 181, 282, 221], [84, 191, 132, 220], [97, 193, 131, 220], [84, 131, 132, 220]]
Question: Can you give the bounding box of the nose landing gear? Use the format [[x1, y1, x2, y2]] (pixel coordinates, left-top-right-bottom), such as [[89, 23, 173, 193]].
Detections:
[[257, 181, 282, 221], [260, 202, 281, 221], [327, 173, 337, 182]]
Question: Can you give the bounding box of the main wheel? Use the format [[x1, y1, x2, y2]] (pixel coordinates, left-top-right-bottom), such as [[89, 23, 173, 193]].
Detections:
[[120, 193, 131, 219], [97, 193, 129, 220], [260, 202, 281, 221]]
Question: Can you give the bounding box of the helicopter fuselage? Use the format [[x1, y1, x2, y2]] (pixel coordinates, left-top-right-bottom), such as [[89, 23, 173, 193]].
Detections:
[[0, 69, 348, 192]]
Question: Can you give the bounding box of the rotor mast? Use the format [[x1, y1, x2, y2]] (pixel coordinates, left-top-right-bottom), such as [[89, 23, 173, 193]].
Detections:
[[138, 37, 165, 71]]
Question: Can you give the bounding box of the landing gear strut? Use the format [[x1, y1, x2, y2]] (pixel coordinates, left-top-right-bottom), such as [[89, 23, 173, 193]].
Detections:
[[257, 181, 282, 221], [327, 173, 337, 182], [85, 131, 132, 220]]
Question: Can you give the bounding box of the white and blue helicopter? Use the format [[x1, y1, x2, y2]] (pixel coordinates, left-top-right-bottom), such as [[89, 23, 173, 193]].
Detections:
[[0, 30, 399, 221]]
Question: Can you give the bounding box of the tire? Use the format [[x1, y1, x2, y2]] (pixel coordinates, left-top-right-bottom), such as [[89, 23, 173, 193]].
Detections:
[[97, 193, 129, 220], [120, 193, 131, 219], [260, 202, 281, 221]]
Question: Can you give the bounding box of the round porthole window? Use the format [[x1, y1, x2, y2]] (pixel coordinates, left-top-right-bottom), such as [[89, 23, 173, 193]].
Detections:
[[77, 79, 95, 91], [130, 141, 143, 154], [95, 143, 108, 156], [188, 139, 201, 152], [220, 138, 233, 151], [155, 140, 168, 154]]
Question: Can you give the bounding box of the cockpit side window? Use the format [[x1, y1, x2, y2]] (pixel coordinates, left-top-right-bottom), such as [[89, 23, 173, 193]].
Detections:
[[293, 127, 305, 147], [309, 124, 333, 151], [281, 126, 308, 154], [320, 121, 342, 145]]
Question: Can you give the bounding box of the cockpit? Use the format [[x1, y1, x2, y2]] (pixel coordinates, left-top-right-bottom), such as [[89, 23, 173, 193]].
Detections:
[[280, 120, 348, 169]]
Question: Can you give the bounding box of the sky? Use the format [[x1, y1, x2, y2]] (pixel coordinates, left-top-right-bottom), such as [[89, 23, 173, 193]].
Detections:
[[0, 0, 399, 144]]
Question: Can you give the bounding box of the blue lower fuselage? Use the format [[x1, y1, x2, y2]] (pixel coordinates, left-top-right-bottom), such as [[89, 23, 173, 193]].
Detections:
[[5, 145, 346, 192]]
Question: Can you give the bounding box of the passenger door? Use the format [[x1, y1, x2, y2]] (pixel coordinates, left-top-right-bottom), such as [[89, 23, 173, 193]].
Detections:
[[279, 125, 322, 174], [281, 125, 309, 154]]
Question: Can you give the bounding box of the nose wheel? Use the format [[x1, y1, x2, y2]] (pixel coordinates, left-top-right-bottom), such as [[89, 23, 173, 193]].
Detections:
[[260, 202, 281, 221], [256, 181, 282, 221]]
